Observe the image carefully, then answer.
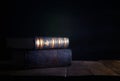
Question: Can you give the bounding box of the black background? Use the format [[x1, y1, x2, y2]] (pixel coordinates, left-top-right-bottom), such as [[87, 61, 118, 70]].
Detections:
[[0, 0, 119, 60]]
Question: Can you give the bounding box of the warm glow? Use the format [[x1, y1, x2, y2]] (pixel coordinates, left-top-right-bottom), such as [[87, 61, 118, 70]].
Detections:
[[58, 38, 61, 47], [44, 40, 49, 46], [64, 38, 69, 48], [35, 37, 69, 49], [39, 39, 44, 48], [51, 38, 55, 48], [36, 39, 40, 47]]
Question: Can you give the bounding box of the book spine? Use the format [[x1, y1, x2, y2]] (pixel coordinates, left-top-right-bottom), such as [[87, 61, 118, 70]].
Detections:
[[35, 37, 69, 49], [12, 49, 72, 69], [6, 37, 69, 49]]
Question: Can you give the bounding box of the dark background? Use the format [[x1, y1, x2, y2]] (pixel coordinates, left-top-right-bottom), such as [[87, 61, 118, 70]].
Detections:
[[0, 0, 119, 60]]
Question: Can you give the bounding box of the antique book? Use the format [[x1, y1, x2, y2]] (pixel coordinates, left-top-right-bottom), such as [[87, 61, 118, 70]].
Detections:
[[10, 49, 72, 69], [6, 37, 69, 49]]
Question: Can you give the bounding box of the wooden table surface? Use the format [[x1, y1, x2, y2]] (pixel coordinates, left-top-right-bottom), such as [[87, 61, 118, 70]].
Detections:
[[0, 61, 120, 76]]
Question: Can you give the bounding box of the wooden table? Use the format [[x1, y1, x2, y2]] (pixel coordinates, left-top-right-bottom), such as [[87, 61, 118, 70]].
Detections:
[[0, 61, 120, 76]]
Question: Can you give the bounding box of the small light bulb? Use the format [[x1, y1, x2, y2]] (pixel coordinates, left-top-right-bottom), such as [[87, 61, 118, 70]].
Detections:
[[35, 39, 40, 47]]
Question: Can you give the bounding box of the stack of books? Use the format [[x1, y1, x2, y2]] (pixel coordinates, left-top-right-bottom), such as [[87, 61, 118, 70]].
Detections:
[[6, 37, 72, 69]]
